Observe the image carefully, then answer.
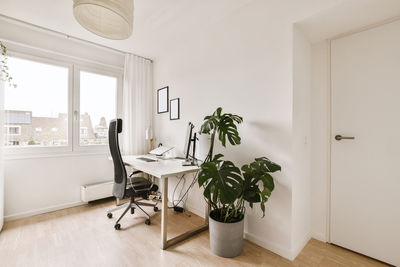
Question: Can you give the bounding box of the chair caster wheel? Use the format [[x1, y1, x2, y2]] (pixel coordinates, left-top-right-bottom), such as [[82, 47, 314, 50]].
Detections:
[[107, 213, 112, 219], [145, 219, 151, 225], [131, 208, 135, 214], [154, 206, 159, 212], [114, 223, 121, 230]]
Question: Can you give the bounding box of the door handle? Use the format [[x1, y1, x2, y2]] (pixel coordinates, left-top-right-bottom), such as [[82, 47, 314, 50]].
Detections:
[[335, 135, 355, 141]]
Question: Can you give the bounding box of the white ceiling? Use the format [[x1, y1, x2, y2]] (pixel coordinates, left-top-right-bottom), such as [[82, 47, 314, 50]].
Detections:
[[297, 0, 400, 42], [0, 0, 255, 59], [1, 0, 399, 59]]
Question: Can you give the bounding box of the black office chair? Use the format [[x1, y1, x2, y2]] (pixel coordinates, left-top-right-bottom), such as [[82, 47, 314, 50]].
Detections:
[[106, 118, 159, 230]]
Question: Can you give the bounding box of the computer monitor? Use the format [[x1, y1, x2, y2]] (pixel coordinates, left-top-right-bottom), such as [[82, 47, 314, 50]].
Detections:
[[183, 122, 194, 159]]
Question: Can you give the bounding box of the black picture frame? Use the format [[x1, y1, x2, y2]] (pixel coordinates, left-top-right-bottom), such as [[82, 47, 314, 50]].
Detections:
[[157, 86, 169, 114], [170, 98, 180, 120]]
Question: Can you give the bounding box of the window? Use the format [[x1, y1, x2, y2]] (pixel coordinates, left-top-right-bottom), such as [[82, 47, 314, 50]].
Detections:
[[3, 52, 122, 155], [7, 141, 20, 146], [80, 127, 88, 137], [4, 57, 69, 148], [79, 71, 117, 146], [4, 125, 21, 135]]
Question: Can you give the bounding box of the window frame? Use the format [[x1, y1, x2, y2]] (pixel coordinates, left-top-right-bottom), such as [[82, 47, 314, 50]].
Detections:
[[73, 65, 122, 153], [3, 51, 74, 156], [3, 50, 123, 157]]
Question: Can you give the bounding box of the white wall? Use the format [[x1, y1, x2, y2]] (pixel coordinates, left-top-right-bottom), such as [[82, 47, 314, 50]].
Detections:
[[152, 1, 332, 260], [310, 41, 330, 242], [153, 5, 293, 258], [291, 26, 312, 255], [4, 155, 113, 220]]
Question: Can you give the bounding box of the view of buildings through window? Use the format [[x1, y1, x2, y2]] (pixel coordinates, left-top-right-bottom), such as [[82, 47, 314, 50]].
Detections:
[[3, 56, 117, 148], [79, 71, 117, 145]]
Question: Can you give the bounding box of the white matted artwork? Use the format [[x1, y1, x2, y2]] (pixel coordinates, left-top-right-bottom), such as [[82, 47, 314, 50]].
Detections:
[[170, 98, 180, 120], [157, 86, 169, 113]]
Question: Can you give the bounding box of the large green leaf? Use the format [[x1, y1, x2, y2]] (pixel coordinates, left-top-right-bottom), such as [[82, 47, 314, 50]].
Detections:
[[255, 157, 281, 173], [218, 114, 241, 147], [199, 107, 243, 149], [241, 157, 281, 217], [198, 154, 242, 205]]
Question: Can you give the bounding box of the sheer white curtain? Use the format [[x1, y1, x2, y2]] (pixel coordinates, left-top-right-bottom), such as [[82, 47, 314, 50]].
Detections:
[[121, 54, 153, 155], [0, 79, 4, 231]]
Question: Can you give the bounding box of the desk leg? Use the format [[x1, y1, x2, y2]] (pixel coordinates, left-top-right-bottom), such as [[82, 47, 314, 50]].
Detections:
[[160, 176, 209, 250], [161, 177, 168, 249]]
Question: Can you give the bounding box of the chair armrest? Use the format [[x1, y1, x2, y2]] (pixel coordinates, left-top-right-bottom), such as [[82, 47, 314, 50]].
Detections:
[[123, 161, 143, 177], [129, 170, 143, 177]]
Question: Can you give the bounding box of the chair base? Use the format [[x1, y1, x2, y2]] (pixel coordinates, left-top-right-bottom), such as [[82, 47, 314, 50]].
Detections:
[[107, 196, 159, 229]]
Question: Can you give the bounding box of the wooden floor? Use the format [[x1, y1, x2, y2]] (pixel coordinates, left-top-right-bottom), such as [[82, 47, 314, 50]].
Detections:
[[0, 199, 388, 267]]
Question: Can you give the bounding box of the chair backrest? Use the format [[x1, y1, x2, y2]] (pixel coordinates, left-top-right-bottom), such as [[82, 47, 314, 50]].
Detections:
[[108, 119, 127, 199]]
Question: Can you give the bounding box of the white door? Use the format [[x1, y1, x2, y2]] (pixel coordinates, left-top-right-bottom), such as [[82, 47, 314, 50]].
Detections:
[[331, 19, 400, 266]]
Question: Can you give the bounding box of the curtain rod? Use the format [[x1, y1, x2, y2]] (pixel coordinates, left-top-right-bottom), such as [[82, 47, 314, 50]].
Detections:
[[0, 13, 153, 62]]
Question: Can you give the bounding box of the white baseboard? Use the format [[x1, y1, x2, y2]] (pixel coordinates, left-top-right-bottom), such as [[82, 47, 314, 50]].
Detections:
[[244, 232, 293, 260], [311, 231, 327, 242], [4, 201, 86, 221], [291, 235, 311, 260], [5, 197, 204, 222]]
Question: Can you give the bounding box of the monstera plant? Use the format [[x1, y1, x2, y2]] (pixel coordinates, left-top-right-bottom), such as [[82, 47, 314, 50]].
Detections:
[[199, 154, 281, 223], [198, 107, 281, 258]]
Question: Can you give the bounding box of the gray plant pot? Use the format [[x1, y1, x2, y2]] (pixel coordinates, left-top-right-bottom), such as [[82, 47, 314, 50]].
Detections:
[[208, 212, 245, 258]]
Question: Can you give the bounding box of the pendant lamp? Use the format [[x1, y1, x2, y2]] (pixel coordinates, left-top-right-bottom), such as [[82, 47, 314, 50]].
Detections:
[[73, 0, 133, 40]]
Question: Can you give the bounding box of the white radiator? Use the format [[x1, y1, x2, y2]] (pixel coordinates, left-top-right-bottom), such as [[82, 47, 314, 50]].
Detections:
[[81, 181, 113, 202]]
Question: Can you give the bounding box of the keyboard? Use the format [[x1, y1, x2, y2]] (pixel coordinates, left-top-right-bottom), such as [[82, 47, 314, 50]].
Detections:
[[137, 157, 157, 162]]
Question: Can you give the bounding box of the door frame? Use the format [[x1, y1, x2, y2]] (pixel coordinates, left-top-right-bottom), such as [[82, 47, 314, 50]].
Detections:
[[327, 15, 400, 243]]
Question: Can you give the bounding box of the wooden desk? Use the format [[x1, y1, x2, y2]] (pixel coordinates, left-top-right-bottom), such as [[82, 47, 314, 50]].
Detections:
[[122, 155, 209, 249]]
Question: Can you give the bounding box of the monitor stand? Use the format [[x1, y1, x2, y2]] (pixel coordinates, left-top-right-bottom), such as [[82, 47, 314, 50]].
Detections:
[[182, 158, 198, 166], [182, 132, 198, 166]]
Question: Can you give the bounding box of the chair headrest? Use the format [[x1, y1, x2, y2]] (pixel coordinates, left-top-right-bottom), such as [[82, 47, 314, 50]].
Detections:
[[110, 119, 123, 133], [117, 118, 123, 133]]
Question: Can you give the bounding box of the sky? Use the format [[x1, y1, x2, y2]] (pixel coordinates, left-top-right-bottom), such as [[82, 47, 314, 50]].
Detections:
[[4, 57, 117, 126]]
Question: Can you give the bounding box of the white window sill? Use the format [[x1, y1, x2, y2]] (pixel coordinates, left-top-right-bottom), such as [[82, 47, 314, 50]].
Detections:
[[4, 151, 110, 160]]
